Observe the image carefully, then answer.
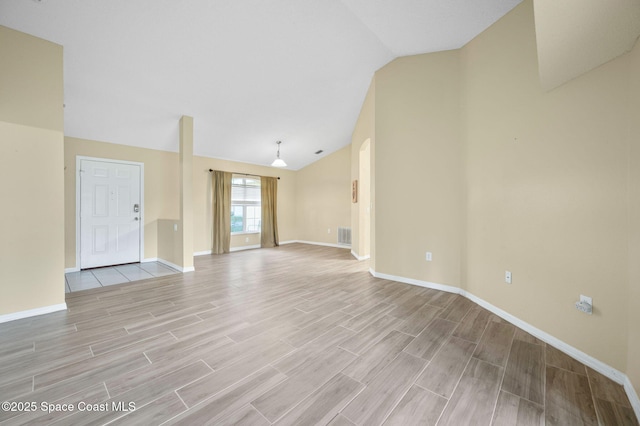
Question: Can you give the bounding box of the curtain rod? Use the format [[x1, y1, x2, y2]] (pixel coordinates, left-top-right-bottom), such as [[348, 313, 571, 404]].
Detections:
[[208, 169, 280, 180]]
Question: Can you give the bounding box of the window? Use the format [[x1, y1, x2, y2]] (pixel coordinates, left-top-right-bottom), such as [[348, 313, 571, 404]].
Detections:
[[231, 176, 261, 233]]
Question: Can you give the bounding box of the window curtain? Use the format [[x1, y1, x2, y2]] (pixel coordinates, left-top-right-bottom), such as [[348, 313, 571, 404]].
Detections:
[[260, 176, 279, 248], [212, 170, 232, 254]]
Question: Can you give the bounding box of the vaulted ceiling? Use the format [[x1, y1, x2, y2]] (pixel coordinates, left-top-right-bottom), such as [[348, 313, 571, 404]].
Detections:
[[0, 0, 522, 169]]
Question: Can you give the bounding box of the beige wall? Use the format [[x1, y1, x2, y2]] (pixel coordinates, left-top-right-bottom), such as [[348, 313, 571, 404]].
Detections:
[[191, 156, 297, 252], [230, 232, 261, 249], [627, 38, 640, 393], [295, 146, 351, 245], [179, 116, 194, 269], [0, 26, 65, 316], [65, 138, 299, 265], [0, 26, 64, 132], [533, 0, 640, 90], [0, 124, 65, 315], [374, 51, 464, 288], [464, 0, 630, 374], [157, 219, 181, 267], [351, 80, 376, 264], [170, 219, 185, 267], [64, 137, 180, 267], [351, 0, 640, 391], [358, 141, 371, 258]]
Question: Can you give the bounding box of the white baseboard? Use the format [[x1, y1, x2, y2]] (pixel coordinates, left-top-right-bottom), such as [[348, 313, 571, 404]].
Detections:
[[0, 303, 68, 324], [230, 245, 261, 252], [461, 290, 627, 385], [369, 268, 640, 418], [625, 376, 640, 420], [64, 267, 80, 273], [351, 250, 370, 261], [370, 270, 460, 295], [196, 245, 316, 254], [283, 240, 351, 249], [156, 258, 194, 273]]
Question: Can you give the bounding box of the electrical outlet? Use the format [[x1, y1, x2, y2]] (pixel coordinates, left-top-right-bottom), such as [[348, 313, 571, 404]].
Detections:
[[426, 252, 432, 261], [245, 237, 249, 242], [576, 295, 593, 315], [505, 271, 512, 284], [327, 228, 331, 234]]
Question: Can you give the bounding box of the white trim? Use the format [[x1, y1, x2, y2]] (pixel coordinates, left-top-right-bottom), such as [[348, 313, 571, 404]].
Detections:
[[370, 270, 460, 295], [230, 244, 261, 252], [145, 257, 194, 273], [461, 290, 627, 384], [75, 157, 80, 270], [280, 240, 351, 249], [0, 303, 68, 324], [195, 247, 265, 255], [65, 267, 80, 273], [369, 267, 639, 416], [156, 258, 194, 273], [624, 376, 640, 420], [76, 156, 145, 270], [351, 250, 370, 261]]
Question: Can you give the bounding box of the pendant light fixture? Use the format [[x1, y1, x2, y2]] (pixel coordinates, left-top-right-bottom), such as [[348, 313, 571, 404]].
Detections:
[[271, 140, 287, 167]]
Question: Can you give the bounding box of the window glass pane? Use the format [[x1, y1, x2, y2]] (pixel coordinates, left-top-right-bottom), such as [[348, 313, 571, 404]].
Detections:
[[232, 182, 260, 205], [246, 205, 261, 232], [230, 175, 261, 233], [231, 205, 244, 233]]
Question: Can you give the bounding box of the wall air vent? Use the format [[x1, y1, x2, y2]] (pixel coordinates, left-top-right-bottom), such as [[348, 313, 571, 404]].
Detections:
[[338, 227, 351, 246]]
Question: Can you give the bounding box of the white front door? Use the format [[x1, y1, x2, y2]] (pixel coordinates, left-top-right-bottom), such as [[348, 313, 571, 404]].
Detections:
[[80, 159, 142, 269]]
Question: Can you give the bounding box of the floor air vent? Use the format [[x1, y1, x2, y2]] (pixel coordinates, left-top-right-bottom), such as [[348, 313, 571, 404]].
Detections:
[[338, 227, 352, 245]]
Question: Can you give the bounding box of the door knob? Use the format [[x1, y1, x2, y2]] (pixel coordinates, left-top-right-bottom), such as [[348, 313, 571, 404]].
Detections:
[[134, 217, 139, 221]]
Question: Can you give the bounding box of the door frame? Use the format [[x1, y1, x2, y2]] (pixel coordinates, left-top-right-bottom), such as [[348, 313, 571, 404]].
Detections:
[[75, 156, 145, 270]]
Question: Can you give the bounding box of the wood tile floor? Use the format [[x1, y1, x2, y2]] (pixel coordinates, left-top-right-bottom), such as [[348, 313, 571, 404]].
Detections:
[[1, 244, 637, 425]]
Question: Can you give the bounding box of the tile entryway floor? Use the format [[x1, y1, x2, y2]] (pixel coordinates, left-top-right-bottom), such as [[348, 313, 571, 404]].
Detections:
[[65, 262, 180, 292]]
